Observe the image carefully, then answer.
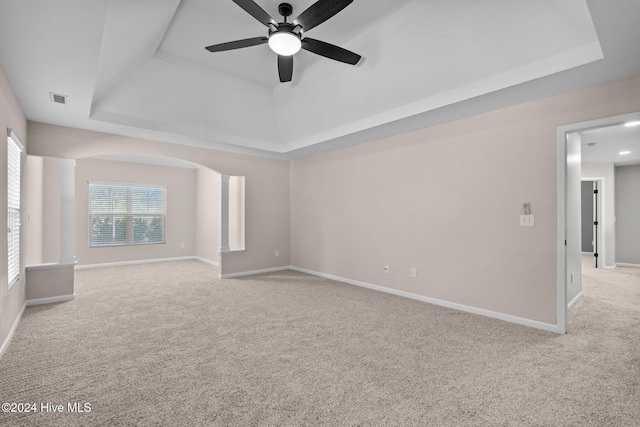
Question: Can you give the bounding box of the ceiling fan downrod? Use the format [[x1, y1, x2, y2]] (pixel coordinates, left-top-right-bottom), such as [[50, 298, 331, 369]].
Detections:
[[204, 0, 361, 83]]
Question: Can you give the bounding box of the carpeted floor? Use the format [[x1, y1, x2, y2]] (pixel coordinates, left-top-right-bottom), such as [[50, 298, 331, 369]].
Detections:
[[0, 258, 638, 426]]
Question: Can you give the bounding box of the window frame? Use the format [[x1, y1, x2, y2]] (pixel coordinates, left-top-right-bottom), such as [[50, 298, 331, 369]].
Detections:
[[7, 129, 24, 289], [88, 181, 167, 248]]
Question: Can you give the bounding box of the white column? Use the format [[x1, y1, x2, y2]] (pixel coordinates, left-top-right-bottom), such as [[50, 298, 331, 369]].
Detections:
[[59, 158, 76, 265], [219, 174, 230, 253]]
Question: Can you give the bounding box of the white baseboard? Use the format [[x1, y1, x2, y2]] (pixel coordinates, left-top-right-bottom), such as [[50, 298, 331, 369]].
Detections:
[[1, 295, 76, 360], [220, 266, 290, 279], [602, 264, 617, 270], [568, 291, 584, 311], [616, 263, 640, 269], [290, 266, 561, 334], [26, 294, 75, 306], [194, 257, 219, 267], [0, 302, 26, 360], [75, 256, 200, 270]]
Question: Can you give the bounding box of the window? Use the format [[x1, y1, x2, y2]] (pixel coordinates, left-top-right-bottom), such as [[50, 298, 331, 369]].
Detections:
[[7, 129, 23, 289], [89, 181, 166, 247]]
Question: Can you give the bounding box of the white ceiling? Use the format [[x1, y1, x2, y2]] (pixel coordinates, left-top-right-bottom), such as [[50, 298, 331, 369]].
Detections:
[[581, 119, 640, 166], [1, 0, 640, 159]]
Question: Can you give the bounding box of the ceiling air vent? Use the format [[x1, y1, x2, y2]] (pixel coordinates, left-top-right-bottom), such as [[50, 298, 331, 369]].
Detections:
[[49, 92, 68, 104]]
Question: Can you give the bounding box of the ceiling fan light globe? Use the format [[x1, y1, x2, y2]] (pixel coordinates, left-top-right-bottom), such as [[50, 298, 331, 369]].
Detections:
[[268, 31, 301, 56]]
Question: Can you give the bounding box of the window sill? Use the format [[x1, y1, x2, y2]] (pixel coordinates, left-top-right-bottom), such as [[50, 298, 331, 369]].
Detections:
[[89, 242, 166, 248]]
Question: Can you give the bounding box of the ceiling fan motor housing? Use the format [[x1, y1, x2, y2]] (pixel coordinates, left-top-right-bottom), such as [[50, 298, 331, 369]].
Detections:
[[269, 22, 298, 36], [278, 3, 293, 18]]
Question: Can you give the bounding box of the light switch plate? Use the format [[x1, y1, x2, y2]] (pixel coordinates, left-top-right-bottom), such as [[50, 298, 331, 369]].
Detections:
[[520, 215, 535, 227]]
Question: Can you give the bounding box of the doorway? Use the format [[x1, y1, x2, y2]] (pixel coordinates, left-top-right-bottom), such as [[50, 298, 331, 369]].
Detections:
[[557, 111, 640, 333]]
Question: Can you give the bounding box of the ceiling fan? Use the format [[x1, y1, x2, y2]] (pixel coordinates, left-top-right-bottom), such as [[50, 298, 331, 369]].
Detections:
[[205, 0, 362, 83]]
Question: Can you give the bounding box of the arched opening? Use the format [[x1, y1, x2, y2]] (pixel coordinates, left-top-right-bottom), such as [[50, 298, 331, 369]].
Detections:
[[24, 153, 245, 303]]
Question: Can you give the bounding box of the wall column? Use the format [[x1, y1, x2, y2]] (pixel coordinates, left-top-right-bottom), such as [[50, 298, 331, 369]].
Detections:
[[59, 158, 76, 265]]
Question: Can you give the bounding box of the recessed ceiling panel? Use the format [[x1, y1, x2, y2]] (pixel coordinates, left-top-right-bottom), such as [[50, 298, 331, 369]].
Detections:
[[274, 0, 603, 150], [92, 58, 283, 151], [158, 0, 412, 87], [92, 0, 181, 103]]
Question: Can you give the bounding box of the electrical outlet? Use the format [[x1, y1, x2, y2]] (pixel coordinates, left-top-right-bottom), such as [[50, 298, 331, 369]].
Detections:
[[180, 243, 185, 249], [411, 268, 417, 278], [519, 215, 535, 227], [383, 265, 390, 274], [275, 250, 279, 257]]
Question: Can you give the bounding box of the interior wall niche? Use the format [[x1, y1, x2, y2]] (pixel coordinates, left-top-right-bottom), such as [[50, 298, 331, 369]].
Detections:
[[229, 175, 245, 251]]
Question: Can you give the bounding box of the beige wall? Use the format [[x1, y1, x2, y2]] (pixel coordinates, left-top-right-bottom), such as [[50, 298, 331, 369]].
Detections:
[[0, 66, 27, 352], [616, 164, 640, 264], [291, 74, 640, 325], [27, 124, 291, 275], [16, 71, 640, 326], [74, 158, 197, 266], [195, 167, 220, 264]]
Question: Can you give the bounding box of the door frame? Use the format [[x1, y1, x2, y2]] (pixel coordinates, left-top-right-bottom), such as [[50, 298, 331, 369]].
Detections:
[[557, 111, 639, 334], [580, 177, 605, 267]]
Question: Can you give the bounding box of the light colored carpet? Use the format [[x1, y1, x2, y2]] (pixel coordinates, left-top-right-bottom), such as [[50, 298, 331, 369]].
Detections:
[[0, 258, 639, 426]]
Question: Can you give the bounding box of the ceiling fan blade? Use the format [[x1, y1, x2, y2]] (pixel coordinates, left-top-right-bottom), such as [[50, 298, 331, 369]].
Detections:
[[293, 0, 353, 32], [302, 38, 361, 65], [232, 0, 277, 27], [278, 55, 293, 83], [205, 37, 268, 52]]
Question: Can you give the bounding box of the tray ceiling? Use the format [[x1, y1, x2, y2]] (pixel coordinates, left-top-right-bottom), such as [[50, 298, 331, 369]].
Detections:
[[2, 0, 635, 159]]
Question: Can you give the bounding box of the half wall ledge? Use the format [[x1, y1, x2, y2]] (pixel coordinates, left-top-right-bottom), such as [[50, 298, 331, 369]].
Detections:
[[25, 262, 75, 305]]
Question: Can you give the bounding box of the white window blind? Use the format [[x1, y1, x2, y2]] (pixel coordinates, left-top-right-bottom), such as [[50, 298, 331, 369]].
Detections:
[[7, 130, 23, 289], [89, 181, 166, 247]]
